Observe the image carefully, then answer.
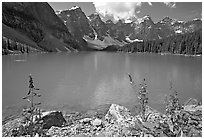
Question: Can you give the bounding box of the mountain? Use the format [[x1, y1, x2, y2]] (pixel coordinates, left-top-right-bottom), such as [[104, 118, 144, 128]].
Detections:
[[131, 15, 158, 41], [57, 8, 125, 50], [2, 3, 202, 54], [56, 6, 95, 50], [86, 13, 201, 43], [2, 2, 81, 54], [100, 16, 202, 55], [172, 18, 202, 34], [88, 13, 108, 41], [118, 30, 202, 55], [134, 16, 202, 40]]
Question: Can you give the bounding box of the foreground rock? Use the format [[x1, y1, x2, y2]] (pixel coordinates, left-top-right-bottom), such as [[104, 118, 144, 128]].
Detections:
[[40, 111, 66, 129], [2, 111, 66, 137], [2, 103, 202, 137]]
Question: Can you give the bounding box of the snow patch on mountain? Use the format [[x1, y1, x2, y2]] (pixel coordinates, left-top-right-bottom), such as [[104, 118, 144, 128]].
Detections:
[[63, 21, 67, 25], [126, 37, 143, 43], [158, 35, 162, 39], [193, 18, 201, 21], [125, 19, 132, 23], [177, 20, 184, 23], [175, 30, 182, 34], [69, 6, 80, 11], [55, 10, 62, 15]]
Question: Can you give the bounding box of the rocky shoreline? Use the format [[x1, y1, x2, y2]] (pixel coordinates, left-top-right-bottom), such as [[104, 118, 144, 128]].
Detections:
[[2, 102, 202, 137]]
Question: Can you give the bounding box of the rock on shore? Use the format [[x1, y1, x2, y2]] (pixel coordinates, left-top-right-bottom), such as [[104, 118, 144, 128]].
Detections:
[[2, 103, 202, 137]]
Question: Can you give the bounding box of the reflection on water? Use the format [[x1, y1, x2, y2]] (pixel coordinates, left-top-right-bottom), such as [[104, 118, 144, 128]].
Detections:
[[93, 75, 136, 107], [2, 52, 202, 117]]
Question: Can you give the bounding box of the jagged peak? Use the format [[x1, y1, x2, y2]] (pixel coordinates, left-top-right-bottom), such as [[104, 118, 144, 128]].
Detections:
[[160, 16, 177, 24], [137, 15, 153, 24], [115, 19, 124, 26], [163, 16, 171, 19], [88, 13, 102, 21], [106, 19, 114, 24], [117, 19, 123, 23], [161, 16, 172, 21], [89, 12, 100, 17], [143, 15, 151, 19]]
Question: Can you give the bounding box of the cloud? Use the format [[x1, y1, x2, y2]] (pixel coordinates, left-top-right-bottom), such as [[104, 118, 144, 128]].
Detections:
[[93, 2, 176, 22], [163, 2, 176, 8], [93, 2, 143, 21]]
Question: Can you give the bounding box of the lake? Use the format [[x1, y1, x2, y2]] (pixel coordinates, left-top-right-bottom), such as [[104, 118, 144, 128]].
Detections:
[[2, 52, 202, 118]]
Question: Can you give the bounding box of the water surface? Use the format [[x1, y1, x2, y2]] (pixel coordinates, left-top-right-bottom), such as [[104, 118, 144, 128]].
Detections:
[[2, 52, 202, 117]]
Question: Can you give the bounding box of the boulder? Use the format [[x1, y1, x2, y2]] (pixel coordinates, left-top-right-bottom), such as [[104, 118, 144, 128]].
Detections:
[[104, 103, 138, 136], [41, 111, 66, 129], [92, 118, 102, 126], [79, 118, 92, 124], [184, 105, 202, 112], [105, 104, 132, 123]]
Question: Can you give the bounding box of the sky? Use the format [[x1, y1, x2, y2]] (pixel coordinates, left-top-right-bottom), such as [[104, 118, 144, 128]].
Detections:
[[49, 2, 202, 23]]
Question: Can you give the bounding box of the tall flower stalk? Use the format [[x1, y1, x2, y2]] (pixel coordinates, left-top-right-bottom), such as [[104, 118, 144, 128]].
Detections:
[[128, 74, 148, 122], [138, 78, 148, 122], [22, 74, 42, 136]]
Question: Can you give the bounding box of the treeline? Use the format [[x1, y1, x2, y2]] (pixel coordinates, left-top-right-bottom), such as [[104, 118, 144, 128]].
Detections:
[[117, 30, 202, 55], [2, 36, 41, 55]]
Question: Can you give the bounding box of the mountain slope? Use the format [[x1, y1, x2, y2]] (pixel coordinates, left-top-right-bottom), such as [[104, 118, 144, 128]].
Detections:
[[2, 23, 40, 50], [2, 2, 80, 53]]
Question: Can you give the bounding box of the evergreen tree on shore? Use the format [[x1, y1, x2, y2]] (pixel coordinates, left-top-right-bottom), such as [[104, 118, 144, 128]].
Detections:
[[118, 30, 202, 55]]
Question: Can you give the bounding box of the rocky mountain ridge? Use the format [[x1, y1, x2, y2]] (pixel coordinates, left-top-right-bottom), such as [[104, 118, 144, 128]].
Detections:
[[2, 3, 202, 54], [57, 6, 202, 47]]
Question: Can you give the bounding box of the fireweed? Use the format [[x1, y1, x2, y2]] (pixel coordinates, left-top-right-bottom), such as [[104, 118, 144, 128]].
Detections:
[[128, 74, 148, 122], [13, 75, 43, 136]]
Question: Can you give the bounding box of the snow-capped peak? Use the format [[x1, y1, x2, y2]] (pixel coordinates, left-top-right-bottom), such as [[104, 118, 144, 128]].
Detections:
[[137, 15, 152, 24], [160, 16, 177, 24], [69, 6, 80, 11]]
